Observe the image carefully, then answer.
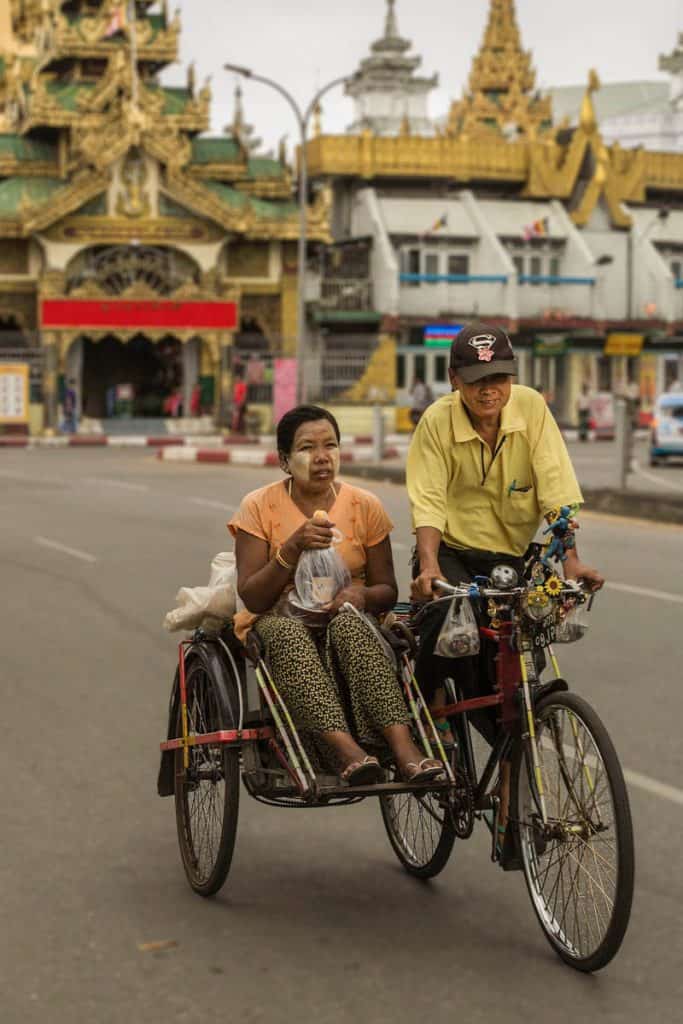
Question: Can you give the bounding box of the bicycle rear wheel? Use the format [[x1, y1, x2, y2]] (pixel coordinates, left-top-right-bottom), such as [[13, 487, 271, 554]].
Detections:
[[513, 691, 634, 972], [380, 767, 456, 879], [174, 653, 240, 897]]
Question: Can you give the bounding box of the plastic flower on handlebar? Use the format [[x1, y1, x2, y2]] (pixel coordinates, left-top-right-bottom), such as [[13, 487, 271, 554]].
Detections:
[[544, 575, 563, 596]]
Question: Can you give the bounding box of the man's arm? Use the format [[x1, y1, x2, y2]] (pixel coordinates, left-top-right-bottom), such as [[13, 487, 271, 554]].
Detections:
[[411, 526, 446, 601], [406, 412, 449, 601]]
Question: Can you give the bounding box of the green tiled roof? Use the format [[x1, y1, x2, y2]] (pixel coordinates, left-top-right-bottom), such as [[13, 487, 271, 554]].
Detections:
[[250, 196, 297, 220], [153, 85, 192, 114], [203, 181, 249, 210], [191, 136, 243, 164], [202, 181, 296, 221], [0, 134, 57, 163], [0, 177, 64, 216], [46, 81, 96, 111], [247, 156, 285, 180]]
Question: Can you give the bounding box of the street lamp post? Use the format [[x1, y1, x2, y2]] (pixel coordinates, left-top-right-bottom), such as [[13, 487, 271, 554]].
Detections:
[[224, 64, 348, 405]]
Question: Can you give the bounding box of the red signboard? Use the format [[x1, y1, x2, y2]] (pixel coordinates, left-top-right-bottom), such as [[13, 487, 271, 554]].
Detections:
[[41, 299, 238, 331]]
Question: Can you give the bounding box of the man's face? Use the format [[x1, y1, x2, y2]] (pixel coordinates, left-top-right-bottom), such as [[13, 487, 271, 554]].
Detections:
[[450, 371, 513, 419]]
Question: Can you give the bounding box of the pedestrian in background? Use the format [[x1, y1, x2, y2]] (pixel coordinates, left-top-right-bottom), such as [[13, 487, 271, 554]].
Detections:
[[231, 370, 248, 434], [577, 383, 592, 442], [60, 378, 78, 434], [409, 376, 433, 429]]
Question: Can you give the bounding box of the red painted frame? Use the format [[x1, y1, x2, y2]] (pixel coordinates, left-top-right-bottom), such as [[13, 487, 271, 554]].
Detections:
[[428, 621, 522, 731]]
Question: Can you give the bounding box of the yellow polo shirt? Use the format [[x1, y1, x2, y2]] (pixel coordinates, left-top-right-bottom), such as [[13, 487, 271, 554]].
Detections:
[[406, 385, 583, 556]]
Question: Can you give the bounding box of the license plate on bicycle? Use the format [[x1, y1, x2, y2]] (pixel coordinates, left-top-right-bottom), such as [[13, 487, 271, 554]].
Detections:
[[531, 622, 557, 648]]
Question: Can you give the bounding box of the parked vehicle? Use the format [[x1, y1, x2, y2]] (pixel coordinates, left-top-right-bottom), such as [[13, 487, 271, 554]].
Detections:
[[650, 394, 683, 465]]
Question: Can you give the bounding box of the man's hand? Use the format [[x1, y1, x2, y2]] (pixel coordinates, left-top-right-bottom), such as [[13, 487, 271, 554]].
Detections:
[[563, 554, 605, 592], [328, 583, 366, 615], [410, 565, 445, 603]]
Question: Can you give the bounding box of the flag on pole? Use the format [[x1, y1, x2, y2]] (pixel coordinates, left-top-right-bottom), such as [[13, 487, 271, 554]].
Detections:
[[522, 217, 549, 241], [104, 3, 127, 38], [426, 213, 448, 235]]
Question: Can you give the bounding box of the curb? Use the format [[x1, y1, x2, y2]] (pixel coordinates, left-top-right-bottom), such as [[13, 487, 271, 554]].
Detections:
[[156, 446, 402, 466]]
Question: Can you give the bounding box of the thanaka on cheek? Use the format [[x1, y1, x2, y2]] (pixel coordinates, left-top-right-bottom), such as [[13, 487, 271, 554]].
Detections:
[[288, 450, 312, 482]]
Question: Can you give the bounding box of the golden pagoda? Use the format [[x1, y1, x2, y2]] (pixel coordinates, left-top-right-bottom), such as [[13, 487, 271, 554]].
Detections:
[[0, 1, 329, 432], [446, 0, 552, 140]]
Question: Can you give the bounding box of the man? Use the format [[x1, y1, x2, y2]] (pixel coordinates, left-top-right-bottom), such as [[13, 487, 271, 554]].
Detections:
[[576, 382, 592, 441], [406, 322, 603, 857], [409, 376, 433, 429]]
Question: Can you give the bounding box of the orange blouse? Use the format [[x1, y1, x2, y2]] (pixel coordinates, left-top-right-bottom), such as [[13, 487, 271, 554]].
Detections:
[[228, 480, 394, 642]]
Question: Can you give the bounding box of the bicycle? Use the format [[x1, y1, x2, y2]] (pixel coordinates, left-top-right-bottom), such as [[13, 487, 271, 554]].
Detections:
[[157, 552, 634, 973]]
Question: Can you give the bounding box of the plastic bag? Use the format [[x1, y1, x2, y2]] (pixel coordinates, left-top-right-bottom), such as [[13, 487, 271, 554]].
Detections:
[[554, 603, 589, 644], [163, 552, 237, 634], [434, 597, 480, 658], [291, 546, 351, 612]]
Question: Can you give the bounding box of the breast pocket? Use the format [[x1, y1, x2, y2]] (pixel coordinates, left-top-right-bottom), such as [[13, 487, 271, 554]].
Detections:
[[506, 485, 539, 526]]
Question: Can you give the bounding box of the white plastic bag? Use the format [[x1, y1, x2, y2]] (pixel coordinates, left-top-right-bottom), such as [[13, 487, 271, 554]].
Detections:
[[163, 551, 237, 634], [291, 546, 351, 612], [435, 597, 480, 658], [554, 603, 589, 644]]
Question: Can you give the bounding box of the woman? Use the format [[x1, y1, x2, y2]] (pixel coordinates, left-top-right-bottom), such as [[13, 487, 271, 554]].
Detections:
[[230, 405, 443, 786]]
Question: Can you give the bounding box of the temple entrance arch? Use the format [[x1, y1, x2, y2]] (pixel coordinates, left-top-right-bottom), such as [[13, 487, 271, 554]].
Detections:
[[66, 245, 201, 297], [80, 334, 184, 419]]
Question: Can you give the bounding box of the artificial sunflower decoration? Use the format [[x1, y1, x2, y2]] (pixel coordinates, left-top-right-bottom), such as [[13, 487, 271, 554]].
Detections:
[[545, 575, 563, 596]]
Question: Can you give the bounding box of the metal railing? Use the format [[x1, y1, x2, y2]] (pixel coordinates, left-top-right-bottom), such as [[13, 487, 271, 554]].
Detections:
[[318, 278, 373, 311]]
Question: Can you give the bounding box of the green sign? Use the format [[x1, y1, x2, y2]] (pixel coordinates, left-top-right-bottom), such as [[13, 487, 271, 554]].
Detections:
[[534, 335, 568, 357]]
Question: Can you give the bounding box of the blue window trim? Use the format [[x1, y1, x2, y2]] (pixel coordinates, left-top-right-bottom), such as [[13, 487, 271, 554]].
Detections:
[[518, 275, 596, 286], [399, 273, 508, 285]]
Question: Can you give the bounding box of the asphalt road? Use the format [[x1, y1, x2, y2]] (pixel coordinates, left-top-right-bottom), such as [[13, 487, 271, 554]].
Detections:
[[1, 448, 682, 1024]]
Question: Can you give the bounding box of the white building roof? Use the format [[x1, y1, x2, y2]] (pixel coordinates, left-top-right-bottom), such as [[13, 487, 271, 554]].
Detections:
[[378, 197, 476, 237], [548, 81, 671, 125]]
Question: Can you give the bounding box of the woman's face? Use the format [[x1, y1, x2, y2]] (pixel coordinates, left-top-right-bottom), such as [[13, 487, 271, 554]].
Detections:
[[283, 419, 340, 486], [452, 372, 512, 420]]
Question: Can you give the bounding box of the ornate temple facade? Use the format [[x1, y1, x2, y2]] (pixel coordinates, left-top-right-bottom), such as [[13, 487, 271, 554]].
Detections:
[[0, 0, 328, 431], [306, 0, 683, 428]]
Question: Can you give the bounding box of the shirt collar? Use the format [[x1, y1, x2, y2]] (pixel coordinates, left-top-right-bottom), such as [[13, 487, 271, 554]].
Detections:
[[450, 389, 526, 443]]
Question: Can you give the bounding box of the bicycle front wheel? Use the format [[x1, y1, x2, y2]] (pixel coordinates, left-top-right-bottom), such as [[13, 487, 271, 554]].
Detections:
[[380, 767, 456, 879], [513, 691, 634, 972], [174, 654, 240, 897]]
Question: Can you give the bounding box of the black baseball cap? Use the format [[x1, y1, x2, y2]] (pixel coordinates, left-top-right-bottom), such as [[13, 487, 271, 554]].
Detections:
[[449, 322, 517, 383]]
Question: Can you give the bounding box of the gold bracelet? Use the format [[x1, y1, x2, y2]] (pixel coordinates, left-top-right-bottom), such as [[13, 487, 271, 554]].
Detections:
[[275, 547, 294, 571]]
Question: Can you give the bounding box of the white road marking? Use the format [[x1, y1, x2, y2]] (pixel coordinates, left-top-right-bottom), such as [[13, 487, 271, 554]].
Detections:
[[85, 477, 149, 492], [188, 498, 236, 513], [606, 581, 683, 605], [633, 463, 683, 493], [623, 769, 683, 807], [34, 536, 97, 564]]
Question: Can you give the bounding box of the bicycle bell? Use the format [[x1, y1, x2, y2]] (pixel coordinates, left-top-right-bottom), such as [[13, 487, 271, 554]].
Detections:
[[490, 564, 519, 590]]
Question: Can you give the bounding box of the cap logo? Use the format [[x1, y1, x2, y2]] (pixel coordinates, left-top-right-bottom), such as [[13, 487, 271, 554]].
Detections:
[[468, 333, 497, 362]]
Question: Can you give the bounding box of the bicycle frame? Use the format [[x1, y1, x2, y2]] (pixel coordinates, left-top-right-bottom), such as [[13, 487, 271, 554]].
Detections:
[[429, 616, 550, 825]]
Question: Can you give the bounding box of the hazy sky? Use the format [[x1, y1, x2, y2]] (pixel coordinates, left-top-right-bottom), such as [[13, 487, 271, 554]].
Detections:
[[163, 0, 683, 154]]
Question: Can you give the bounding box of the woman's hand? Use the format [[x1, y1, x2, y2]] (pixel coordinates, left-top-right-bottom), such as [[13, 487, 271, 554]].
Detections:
[[281, 515, 334, 563], [410, 564, 445, 603], [328, 584, 366, 615]]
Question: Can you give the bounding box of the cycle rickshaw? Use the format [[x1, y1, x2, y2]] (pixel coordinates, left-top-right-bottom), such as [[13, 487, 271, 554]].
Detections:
[[158, 544, 634, 974]]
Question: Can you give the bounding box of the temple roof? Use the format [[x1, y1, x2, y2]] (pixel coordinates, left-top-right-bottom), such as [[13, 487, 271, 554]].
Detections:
[[447, 0, 552, 140], [0, 174, 64, 214], [345, 0, 437, 101]]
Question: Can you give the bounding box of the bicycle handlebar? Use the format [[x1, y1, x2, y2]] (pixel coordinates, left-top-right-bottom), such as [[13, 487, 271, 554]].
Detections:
[[432, 578, 585, 600]]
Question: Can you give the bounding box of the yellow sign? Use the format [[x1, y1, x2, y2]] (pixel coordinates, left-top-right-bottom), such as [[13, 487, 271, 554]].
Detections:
[[0, 363, 30, 424], [604, 333, 644, 357]]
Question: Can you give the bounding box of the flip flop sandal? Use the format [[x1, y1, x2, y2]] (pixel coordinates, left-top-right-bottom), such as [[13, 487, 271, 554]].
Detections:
[[402, 758, 447, 784], [341, 756, 384, 786]]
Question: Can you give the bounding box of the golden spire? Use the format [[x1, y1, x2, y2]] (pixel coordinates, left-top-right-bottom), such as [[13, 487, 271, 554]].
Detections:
[[579, 69, 601, 135], [447, 0, 552, 140]]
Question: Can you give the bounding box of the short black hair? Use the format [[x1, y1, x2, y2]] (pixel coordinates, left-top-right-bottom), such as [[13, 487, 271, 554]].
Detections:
[[276, 405, 341, 456]]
